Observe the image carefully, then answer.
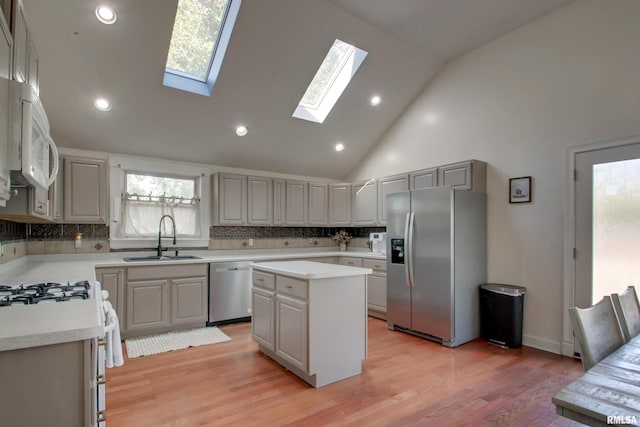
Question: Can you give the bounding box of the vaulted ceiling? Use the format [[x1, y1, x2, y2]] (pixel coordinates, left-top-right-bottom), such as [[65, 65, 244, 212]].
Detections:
[[23, 0, 573, 179]]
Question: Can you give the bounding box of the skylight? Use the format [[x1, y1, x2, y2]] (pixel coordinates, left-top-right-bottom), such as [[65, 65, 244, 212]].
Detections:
[[293, 39, 368, 124], [163, 0, 241, 96]]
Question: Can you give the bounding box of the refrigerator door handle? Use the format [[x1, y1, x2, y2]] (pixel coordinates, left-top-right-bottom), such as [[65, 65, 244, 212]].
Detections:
[[408, 212, 415, 287], [404, 212, 411, 287]]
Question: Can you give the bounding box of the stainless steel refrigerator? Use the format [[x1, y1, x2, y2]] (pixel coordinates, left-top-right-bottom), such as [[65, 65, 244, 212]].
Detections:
[[386, 186, 486, 347]]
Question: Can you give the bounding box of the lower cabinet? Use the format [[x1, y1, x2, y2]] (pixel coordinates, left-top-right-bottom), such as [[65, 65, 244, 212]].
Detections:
[[0, 338, 103, 426], [274, 275, 308, 372], [340, 256, 387, 319], [95, 267, 124, 320], [363, 258, 387, 319], [118, 264, 208, 338], [126, 279, 170, 332], [251, 266, 367, 387]]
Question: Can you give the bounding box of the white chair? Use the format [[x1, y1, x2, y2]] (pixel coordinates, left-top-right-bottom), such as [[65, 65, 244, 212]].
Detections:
[[612, 286, 640, 342], [569, 296, 625, 371]]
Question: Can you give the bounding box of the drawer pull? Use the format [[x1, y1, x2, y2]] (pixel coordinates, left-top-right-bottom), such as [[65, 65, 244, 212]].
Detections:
[[97, 374, 106, 385], [286, 285, 293, 289], [374, 264, 381, 269], [98, 338, 106, 347], [257, 278, 264, 282]]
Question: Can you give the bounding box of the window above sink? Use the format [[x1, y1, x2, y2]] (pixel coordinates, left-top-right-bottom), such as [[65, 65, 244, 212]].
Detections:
[[108, 155, 211, 250]]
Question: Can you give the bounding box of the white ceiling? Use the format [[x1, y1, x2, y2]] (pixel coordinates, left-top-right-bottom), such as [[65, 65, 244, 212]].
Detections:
[[23, 0, 573, 180]]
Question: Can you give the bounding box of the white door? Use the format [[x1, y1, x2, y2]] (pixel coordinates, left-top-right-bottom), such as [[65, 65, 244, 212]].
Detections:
[[574, 142, 640, 309]]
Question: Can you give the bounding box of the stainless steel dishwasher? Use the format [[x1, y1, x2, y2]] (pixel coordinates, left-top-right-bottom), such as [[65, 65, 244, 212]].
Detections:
[[208, 261, 252, 325]]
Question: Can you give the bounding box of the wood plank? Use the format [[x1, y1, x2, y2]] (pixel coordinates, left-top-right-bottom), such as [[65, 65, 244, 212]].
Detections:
[[106, 318, 583, 426]]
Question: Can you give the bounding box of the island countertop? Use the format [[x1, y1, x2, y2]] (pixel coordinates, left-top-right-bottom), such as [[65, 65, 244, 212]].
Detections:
[[252, 260, 372, 279]]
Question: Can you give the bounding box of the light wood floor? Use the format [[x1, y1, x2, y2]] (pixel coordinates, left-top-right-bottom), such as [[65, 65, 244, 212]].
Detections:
[[107, 318, 585, 426]]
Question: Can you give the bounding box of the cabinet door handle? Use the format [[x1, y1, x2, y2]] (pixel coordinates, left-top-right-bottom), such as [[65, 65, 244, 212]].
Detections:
[[97, 410, 106, 423], [97, 374, 107, 385], [98, 338, 106, 347]]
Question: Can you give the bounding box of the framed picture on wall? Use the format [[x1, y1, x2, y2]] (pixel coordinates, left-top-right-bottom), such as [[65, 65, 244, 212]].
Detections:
[[509, 176, 532, 203]]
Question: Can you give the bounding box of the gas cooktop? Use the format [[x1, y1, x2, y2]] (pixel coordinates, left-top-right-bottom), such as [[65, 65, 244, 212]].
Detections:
[[0, 280, 93, 307]]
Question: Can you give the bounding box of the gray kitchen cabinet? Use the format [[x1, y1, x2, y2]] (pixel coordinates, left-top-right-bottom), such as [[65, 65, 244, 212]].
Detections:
[[10, 0, 26, 83], [251, 270, 276, 351], [50, 155, 63, 221], [437, 160, 487, 192], [409, 167, 437, 190], [247, 175, 272, 225], [0, 184, 52, 222], [171, 276, 208, 326], [285, 180, 308, 225], [252, 262, 367, 387], [126, 278, 170, 333], [212, 173, 247, 225], [64, 156, 108, 223], [0, 9, 10, 206], [378, 174, 408, 225], [305, 256, 338, 264], [363, 258, 387, 319], [272, 179, 286, 225], [329, 183, 351, 226], [0, 1, 10, 23], [125, 264, 208, 337], [351, 179, 378, 225], [339, 256, 363, 268], [26, 30, 37, 94], [95, 267, 125, 321], [308, 182, 328, 225], [0, 338, 103, 426], [276, 288, 308, 372]]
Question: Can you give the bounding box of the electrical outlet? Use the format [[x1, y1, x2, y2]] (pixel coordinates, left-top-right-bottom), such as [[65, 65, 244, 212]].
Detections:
[[248, 238, 253, 246]]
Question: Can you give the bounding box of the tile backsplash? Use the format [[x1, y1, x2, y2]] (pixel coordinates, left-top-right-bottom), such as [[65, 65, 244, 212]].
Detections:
[[0, 220, 385, 258]]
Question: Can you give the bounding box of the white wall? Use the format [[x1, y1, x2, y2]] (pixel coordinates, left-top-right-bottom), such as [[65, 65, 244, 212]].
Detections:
[[348, 0, 640, 353]]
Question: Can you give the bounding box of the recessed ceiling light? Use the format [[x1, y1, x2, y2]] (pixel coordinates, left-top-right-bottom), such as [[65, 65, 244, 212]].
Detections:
[[370, 95, 381, 106], [235, 125, 248, 137], [95, 6, 117, 25], [94, 98, 111, 111], [335, 143, 345, 152]]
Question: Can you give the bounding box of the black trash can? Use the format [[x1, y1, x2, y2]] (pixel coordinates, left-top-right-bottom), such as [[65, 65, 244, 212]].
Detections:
[[479, 283, 526, 348]]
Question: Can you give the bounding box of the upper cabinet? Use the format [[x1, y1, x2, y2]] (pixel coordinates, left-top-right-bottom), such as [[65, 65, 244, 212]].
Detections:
[[329, 183, 351, 226], [438, 160, 486, 192], [285, 180, 308, 226], [212, 173, 247, 225], [10, 0, 26, 84], [410, 167, 437, 190], [0, 8, 11, 206], [378, 174, 408, 225], [63, 156, 108, 223], [25, 30, 36, 94], [7, 0, 36, 92], [351, 179, 378, 226], [247, 176, 272, 225], [272, 179, 286, 225], [308, 183, 328, 226]]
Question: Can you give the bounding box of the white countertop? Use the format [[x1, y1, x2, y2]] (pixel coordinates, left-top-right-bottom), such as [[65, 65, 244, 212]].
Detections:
[[252, 260, 372, 279], [0, 282, 104, 352], [0, 248, 385, 352]]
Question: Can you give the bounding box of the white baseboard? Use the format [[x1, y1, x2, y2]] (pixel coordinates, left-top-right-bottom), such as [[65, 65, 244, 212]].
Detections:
[[522, 334, 563, 354]]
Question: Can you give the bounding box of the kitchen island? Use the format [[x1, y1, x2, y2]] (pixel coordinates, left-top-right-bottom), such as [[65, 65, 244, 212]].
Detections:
[[251, 260, 372, 387]]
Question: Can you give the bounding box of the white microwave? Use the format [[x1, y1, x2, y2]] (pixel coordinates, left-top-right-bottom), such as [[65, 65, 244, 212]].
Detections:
[[9, 81, 58, 190]]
